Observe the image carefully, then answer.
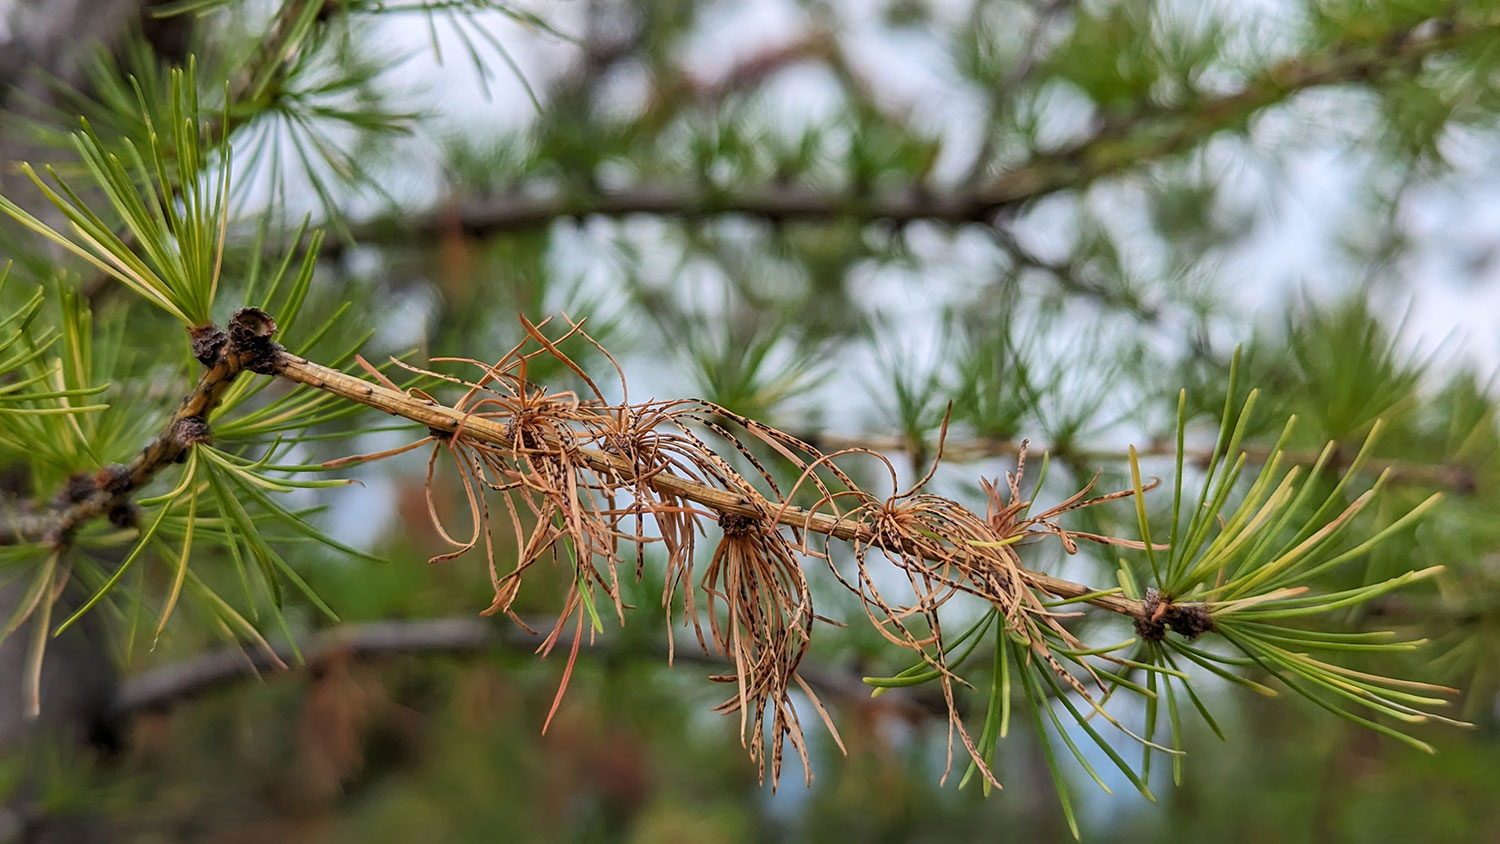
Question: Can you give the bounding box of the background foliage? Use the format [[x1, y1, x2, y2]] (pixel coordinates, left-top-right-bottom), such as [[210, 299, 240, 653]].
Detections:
[[2, 0, 1500, 841]]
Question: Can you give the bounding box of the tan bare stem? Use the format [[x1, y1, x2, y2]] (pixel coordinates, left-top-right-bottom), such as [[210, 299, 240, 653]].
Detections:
[[272, 351, 1150, 620]]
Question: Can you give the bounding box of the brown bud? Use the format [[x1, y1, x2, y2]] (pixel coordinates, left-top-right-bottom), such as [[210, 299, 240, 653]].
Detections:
[[227, 307, 284, 374], [188, 324, 228, 367]]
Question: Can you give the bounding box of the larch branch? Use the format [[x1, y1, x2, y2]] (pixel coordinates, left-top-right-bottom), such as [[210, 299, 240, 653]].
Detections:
[[270, 350, 1148, 620], [0, 311, 275, 548], [317, 12, 1500, 248]]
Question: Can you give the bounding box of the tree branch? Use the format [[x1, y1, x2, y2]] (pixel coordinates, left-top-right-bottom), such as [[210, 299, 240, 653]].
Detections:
[[794, 432, 1480, 494], [0, 310, 276, 548], [269, 348, 1147, 620], [112, 616, 498, 716], [319, 11, 1500, 248], [109, 615, 941, 723], [959, 0, 1073, 185]]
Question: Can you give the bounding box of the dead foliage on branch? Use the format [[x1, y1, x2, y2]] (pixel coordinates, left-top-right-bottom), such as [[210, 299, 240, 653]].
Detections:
[[327, 316, 1155, 789]]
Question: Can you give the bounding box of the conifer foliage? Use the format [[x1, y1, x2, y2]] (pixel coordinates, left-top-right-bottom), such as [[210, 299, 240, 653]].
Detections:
[[1, 0, 1498, 838]]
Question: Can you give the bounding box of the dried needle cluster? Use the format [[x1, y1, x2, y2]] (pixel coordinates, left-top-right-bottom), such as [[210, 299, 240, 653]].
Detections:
[[328, 316, 1153, 788]]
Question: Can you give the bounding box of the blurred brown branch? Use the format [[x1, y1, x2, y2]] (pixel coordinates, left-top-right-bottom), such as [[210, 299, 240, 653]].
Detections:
[[795, 433, 1481, 494], [110, 615, 943, 724], [316, 12, 1500, 250]]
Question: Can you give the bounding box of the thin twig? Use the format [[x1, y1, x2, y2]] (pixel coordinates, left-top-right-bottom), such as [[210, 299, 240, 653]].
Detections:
[[991, 225, 1164, 322], [960, 0, 1073, 185], [0, 310, 276, 547], [270, 350, 1147, 619], [794, 432, 1480, 493]]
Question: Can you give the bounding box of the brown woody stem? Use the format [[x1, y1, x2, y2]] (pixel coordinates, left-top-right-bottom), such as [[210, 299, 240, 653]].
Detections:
[[110, 615, 938, 722], [0, 309, 277, 548], [271, 350, 1152, 620]]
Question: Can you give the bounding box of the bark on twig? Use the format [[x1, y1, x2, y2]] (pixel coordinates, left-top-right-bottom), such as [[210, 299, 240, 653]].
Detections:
[[0, 309, 276, 547], [269, 349, 1151, 620]]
